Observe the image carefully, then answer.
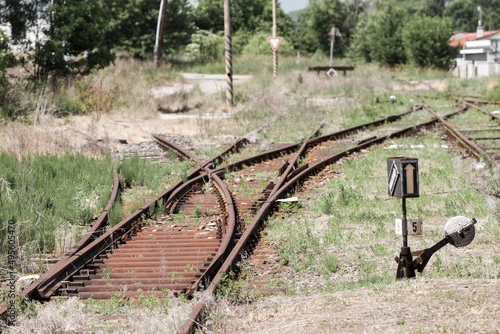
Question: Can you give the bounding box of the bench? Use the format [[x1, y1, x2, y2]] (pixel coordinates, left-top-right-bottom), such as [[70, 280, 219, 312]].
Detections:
[[308, 66, 355, 77]]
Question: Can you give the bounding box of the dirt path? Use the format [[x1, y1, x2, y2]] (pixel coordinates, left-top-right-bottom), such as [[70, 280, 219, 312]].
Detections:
[[217, 278, 499, 333]]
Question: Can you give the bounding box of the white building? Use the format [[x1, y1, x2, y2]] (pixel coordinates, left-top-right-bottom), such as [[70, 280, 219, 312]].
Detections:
[[450, 16, 500, 78]]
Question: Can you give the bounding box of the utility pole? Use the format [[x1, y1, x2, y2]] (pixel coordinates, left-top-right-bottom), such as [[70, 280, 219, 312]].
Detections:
[[224, 0, 233, 107], [154, 0, 168, 68], [272, 0, 278, 78], [328, 27, 339, 67]]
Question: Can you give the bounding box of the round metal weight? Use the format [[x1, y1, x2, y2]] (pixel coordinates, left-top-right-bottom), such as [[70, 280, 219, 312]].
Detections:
[[444, 216, 476, 247]]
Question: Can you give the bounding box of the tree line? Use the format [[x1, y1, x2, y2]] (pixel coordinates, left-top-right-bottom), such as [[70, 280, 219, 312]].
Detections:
[[0, 0, 499, 82]]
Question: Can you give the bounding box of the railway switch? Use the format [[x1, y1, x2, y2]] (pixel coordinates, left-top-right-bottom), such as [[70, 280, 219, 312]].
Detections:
[[387, 157, 477, 279]]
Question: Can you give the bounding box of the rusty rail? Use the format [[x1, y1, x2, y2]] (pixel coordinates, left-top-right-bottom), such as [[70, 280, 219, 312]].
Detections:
[[21, 169, 121, 300], [453, 97, 500, 122], [421, 102, 499, 169], [178, 107, 466, 333], [28, 135, 252, 301]]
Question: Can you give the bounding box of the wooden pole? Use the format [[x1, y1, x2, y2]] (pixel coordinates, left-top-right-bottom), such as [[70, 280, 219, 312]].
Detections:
[[224, 0, 233, 107], [154, 0, 168, 68], [272, 0, 277, 78]]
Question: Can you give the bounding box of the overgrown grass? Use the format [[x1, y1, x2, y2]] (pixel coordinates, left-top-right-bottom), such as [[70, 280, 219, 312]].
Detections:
[[265, 132, 499, 294], [0, 152, 115, 272], [119, 155, 192, 195], [119, 155, 193, 218], [0, 151, 193, 275]]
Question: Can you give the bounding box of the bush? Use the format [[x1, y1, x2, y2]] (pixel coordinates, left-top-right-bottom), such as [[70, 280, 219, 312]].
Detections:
[[184, 30, 224, 61], [402, 16, 456, 69], [351, 6, 456, 69], [0, 29, 16, 104]]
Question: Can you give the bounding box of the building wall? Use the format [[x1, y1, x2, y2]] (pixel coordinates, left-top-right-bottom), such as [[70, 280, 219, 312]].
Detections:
[[466, 54, 487, 62], [453, 59, 500, 78]]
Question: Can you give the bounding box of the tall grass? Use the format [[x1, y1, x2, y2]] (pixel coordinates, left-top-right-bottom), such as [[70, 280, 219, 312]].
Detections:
[[119, 155, 192, 195], [0, 153, 114, 273]]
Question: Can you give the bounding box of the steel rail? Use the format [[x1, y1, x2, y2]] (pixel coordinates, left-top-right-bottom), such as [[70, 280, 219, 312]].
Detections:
[[149, 135, 239, 298], [153, 134, 249, 169], [152, 134, 202, 164], [186, 121, 326, 295], [210, 142, 301, 174], [32, 166, 210, 300], [421, 102, 499, 169], [21, 170, 121, 300], [202, 138, 249, 169], [268, 120, 325, 197], [210, 106, 423, 176], [453, 96, 500, 122], [178, 107, 465, 334], [416, 93, 500, 107], [461, 99, 500, 106], [19, 136, 249, 302], [305, 105, 422, 147]]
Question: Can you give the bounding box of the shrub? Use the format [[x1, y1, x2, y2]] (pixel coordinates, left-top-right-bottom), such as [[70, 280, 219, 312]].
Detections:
[[0, 29, 16, 105], [402, 16, 456, 70], [184, 30, 224, 61]]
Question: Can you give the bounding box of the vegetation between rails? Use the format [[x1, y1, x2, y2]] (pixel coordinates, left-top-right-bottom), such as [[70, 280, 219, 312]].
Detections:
[[0, 152, 193, 276], [263, 133, 499, 295]]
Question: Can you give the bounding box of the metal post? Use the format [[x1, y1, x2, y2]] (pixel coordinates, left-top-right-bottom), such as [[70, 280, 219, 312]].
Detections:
[[402, 197, 408, 248], [330, 36, 334, 67], [396, 197, 415, 279], [328, 27, 337, 67], [224, 0, 233, 107], [272, 0, 277, 78], [154, 0, 168, 68]]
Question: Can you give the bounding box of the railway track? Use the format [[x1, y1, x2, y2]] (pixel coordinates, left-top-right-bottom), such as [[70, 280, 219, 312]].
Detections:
[[15, 99, 495, 333], [419, 97, 500, 169]]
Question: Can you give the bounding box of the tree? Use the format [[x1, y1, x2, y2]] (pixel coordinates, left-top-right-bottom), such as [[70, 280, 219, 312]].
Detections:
[[1, 0, 114, 79], [0, 29, 16, 103], [292, 0, 369, 56], [38, 0, 115, 78], [103, 0, 194, 59], [193, 0, 295, 54], [193, 0, 224, 33], [293, 0, 347, 56], [350, 5, 407, 66], [373, 0, 447, 17], [444, 0, 500, 33], [402, 16, 456, 69]]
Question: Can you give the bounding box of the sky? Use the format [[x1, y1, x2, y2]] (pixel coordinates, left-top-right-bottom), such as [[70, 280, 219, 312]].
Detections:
[[279, 0, 309, 13]]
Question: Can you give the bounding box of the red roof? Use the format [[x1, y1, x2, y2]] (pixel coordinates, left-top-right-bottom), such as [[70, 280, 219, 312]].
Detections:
[[450, 30, 500, 47]]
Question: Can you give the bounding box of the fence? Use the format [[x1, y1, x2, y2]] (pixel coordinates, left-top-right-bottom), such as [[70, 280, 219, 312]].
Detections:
[[453, 61, 500, 78]]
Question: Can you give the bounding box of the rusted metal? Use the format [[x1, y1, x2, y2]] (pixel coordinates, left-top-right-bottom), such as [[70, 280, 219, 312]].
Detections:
[[19, 105, 473, 332], [46, 135, 240, 302], [269, 121, 325, 197], [22, 170, 121, 300], [306, 106, 422, 147], [455, 97, 500, 122], [32, 176, 188, 300], [177, 108, 462, 333], [421, 103, 499, 168], [400, 219, 478, 274], [153, 134, 202, 164]]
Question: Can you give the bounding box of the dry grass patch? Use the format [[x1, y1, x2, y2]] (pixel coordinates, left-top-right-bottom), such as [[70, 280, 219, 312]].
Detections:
[[212, 278, 499, 334]]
